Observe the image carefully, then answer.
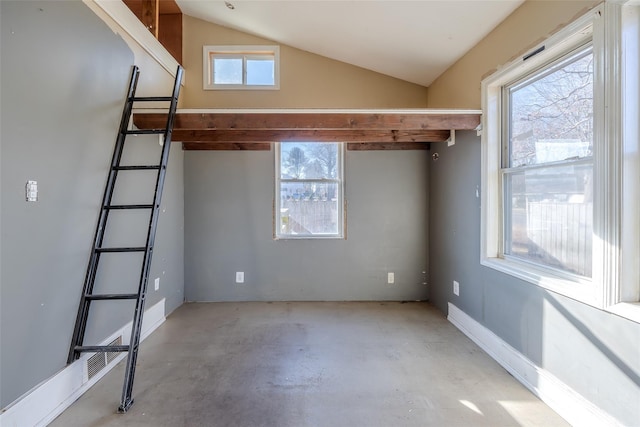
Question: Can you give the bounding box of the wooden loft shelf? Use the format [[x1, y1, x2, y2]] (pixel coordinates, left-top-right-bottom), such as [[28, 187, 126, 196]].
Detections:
[[132, 110, 482, 151], [123, 0, 182, 63]]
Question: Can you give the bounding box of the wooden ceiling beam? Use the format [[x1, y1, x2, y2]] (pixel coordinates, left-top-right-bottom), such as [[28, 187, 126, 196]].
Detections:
[[347, 142, 431, 151], [182, 142, 272, 151], [172, 129, 450, 143], [134, 112, 480, 131], [182, 141, 435, 151], [132, 110, 478, 150]]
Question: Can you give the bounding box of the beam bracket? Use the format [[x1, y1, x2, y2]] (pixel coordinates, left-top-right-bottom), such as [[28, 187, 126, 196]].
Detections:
[[447, 130, 456, 147]]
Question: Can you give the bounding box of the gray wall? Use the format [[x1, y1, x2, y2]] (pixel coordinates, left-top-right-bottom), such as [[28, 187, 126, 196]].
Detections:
[[0, 1, 184, 408], [184, 149, 429, 302], [429, 131, 640, 425]]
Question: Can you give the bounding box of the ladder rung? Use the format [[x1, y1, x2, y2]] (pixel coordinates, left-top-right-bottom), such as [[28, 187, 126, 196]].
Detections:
[[104, 204, 154, 210], [113, 165, 160, 171], [85, 293, 139, 301], [95, 247, 147, 253], [125, 129, 165, 135], [76, 345, 130, 353], [131, 96, 173, 102]]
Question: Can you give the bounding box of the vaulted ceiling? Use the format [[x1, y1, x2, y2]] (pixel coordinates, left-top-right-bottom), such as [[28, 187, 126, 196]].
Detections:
[[135, 1, 508, 150], [176, 0, 525, 86]]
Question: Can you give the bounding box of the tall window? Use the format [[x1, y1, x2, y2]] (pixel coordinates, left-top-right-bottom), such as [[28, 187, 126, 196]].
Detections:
[[503, 45, 594, 278], [203, 45, 280, 90], [275, 142, 344, 239], [481, 3, 640, 316]]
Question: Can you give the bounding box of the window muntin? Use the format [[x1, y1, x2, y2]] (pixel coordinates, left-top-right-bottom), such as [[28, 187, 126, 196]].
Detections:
[[275, 142, 344, 239], [502, 45, 594, 278], [203, 45, 279, 90]]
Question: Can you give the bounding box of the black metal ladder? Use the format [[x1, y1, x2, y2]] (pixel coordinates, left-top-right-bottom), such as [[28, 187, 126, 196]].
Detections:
[[67, 64, 183, 413]]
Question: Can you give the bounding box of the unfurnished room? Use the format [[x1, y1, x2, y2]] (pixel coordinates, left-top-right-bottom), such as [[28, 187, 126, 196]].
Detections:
[[1, 1, 639, 426]]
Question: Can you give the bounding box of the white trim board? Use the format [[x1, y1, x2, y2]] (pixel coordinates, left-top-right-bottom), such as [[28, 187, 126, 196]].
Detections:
[[447, 303, 622, 427], [170, 108, 482, 115], [83, 0, 180, 79], [0, 299, 166, 427]]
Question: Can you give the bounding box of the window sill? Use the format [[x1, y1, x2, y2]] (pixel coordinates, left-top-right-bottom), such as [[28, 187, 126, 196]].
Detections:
[[274, 236, 345, 241], [606, 302, 640, 324], [481, 256, 599, 307], [204, 85, 280, 91], [483, 257, 640, 323]]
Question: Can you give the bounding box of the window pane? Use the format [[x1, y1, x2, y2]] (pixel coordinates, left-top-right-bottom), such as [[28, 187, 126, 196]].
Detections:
[[246, 58, 275, 85], [504, 163, 593, 277], [280, 143, 339, 179], [213, 57, 242, 84], [279, 182, 340, 235], [509, 48, 593, 167]]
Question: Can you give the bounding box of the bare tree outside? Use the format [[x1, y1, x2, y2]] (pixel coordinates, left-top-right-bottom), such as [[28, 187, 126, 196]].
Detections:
[[505, 47, 594, 277], [509, 48, 594, 167], [309, 144, 338, 178], [283, 146, 308, 179], [278, 143, 343, 237]]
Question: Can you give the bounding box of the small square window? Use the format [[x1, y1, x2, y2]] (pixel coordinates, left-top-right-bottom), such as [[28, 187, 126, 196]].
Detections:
[[246, 57, 275, 85], [203, 45, 280, 90], [213, 57, 243, 85]]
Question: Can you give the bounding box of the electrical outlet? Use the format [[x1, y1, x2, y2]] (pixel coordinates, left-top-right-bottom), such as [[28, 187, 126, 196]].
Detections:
[[236, 272, 244, 283], [154, 277, 160, 291], [387, 272, 395, 284], [453, 280, 460, 296]]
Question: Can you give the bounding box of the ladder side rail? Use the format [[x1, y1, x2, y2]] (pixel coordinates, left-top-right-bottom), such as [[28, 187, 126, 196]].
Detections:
[[67, 66, 141, 364], [119, 66, 183, 412]]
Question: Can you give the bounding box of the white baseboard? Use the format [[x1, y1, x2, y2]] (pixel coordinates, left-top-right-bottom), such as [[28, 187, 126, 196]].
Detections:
[[0, 298, 166, 427], [447, 303, 621, 427]]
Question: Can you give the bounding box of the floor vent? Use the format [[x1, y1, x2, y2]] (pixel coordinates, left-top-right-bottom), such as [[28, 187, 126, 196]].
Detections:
[[106, 336, 123, 364], [86, 336, 123, 380], [86, 352, 106, 380]]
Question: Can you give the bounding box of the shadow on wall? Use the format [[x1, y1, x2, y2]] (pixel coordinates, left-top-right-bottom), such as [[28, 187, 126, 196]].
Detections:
[[543, 292, 640, 389], [428, 130, 639, 425]]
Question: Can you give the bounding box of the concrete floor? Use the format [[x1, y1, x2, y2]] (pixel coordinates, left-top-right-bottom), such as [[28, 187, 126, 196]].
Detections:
[[51, 302, 568, 427]]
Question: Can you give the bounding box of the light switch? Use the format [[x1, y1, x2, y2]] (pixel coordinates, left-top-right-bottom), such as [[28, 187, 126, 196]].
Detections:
[[26, 180, 38, 202]]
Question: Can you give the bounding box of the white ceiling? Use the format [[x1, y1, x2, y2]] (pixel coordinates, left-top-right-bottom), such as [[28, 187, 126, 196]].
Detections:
[[176, 0, 525, 87]]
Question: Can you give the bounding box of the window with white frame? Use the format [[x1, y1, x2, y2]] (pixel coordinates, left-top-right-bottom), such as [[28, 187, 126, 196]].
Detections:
[[481, 2, 640, 317], [503, 44, 594, 278], [275, 142, 344, 239], [203, 45, 280, 90]]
